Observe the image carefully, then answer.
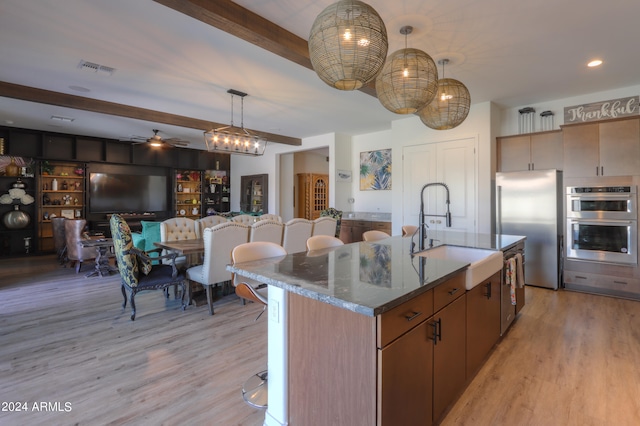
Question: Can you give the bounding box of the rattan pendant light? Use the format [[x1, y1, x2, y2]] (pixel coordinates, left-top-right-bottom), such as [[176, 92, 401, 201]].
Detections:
[[308, 0, 388, 90], [376, 26, 438, 114], [418, 59, 471, 130]]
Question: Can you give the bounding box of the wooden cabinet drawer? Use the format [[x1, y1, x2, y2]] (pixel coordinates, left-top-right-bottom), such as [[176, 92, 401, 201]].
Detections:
[[433, 272, 466, 312], [377, 289, 433, 348], [564, 270, 640, 295], [373, 221, 391, 232]]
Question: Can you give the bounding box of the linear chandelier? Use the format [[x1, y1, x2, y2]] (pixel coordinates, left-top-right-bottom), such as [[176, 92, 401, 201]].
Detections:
[[204, 89, 267, 156]]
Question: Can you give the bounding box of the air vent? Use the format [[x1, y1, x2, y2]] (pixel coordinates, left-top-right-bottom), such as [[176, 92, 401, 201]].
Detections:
[[77, 60, 116, 76]]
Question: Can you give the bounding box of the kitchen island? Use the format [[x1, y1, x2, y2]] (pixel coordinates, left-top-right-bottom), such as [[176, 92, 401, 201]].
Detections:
[[228, 233, 525, 426]]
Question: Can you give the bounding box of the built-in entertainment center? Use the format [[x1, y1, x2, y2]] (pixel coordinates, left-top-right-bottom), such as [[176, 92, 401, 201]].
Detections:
[[0, 124, 230, 255]]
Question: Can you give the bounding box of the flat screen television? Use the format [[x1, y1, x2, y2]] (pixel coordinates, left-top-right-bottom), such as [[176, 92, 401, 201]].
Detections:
[[89, 173, 168, 214]]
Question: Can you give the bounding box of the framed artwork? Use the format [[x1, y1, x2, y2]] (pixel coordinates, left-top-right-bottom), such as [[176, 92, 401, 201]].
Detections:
[[60, 209, 74, 219], [360, 149, 392, 190]]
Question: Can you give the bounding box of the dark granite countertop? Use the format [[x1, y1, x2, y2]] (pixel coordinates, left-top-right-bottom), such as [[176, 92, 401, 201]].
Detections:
[[227, 232, 526, 317]]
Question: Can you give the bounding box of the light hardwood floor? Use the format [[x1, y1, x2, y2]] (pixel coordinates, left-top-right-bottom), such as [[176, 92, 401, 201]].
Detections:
[[1, 256, 640, 425]]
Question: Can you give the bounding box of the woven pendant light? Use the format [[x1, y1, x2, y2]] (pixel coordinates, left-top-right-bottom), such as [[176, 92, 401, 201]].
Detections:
[[308, 0, 388, 90], [418, 59, 471, 130], [376, 26, 438, 114]]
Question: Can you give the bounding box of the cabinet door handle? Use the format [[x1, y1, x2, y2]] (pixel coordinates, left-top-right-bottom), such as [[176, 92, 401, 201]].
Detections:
[[448, 287, 460, 296], [431, 319, 442, 345], [601, 166, 604, 176], [485, 282, 492, 299], [404, 311, 422, 322]]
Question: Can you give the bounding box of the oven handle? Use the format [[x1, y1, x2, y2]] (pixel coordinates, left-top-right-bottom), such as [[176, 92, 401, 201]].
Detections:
[[568, 194, 634, 201], [568, 218, 636, 226]]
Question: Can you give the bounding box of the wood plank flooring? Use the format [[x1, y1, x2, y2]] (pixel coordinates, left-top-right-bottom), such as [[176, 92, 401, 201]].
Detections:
[[1, 256, 639, 425]]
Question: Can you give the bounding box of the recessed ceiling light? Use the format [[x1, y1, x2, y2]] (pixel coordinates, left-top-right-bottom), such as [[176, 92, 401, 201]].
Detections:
[[588, 59, 603, 67]]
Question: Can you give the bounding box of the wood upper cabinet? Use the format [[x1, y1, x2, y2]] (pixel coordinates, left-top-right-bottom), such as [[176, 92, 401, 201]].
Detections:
[[497, 130, 563, 172], [563, 118, 640, 177]]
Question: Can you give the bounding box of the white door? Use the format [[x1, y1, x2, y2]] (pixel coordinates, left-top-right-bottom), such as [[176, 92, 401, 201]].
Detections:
[[403, 138, 476, 234]]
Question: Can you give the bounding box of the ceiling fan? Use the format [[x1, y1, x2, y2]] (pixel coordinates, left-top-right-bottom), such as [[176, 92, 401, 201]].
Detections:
[[129, 129, 190, 147]]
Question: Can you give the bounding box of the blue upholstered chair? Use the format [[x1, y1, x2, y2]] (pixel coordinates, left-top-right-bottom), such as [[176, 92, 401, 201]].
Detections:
[[110, 214, 187, 321]]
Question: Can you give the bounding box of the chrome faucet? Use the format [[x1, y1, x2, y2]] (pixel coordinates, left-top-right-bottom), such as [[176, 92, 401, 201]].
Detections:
[[418, 182, 452, 252]]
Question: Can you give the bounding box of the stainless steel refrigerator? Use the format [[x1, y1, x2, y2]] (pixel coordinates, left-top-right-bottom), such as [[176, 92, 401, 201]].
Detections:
[[496, 169, 563, 290]]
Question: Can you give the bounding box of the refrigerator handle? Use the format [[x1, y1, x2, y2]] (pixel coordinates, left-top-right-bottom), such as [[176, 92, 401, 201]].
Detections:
[[496, 185, 502, 234]]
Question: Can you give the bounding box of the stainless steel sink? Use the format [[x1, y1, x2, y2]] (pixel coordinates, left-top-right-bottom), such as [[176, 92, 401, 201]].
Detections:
[[417, 245, 503, 290]]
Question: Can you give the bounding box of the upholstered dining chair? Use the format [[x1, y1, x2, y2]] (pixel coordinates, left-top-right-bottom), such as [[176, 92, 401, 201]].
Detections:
[[249, 219, 284, 245], [257, 213, 282, 223], [319, 207, 343, 238], [311, 217, 337, 237], [232, 214, 256, 225], [363, 230, 391, 242], [186, 221, 250, 315], [64, 219, 95, 273], [51, 217, 67, 265], [160, 217, 197, 268], [195, 215, 227, 238], [282, 218, 313, 254], [110, 214, 187, 321], [232, 241, 287, 409], [306, 235, 344, 251]]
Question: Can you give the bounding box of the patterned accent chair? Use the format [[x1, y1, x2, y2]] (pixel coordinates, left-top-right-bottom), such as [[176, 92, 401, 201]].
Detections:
[[186, 222, 250, 315], [282, 218, 313, 254], [195, 215, 228, 238], [249, 219, 284, 245], [110, 214, 187, 321], [320, 208, 343, 238]]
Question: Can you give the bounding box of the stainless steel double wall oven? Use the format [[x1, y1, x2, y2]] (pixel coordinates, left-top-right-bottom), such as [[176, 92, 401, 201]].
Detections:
[[566, 185, 638, 265]]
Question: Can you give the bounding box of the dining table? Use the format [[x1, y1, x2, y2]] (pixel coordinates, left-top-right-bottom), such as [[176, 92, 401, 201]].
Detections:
[[153, 238, 206, 305]]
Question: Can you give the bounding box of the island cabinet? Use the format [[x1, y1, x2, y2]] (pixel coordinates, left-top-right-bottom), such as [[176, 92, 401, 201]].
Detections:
[[497, 130, 563, 172], [288, 272, 467, 426], [562, 117, 640, 177], [431, 275, 467, 422], [465, 271, 501, 379], [340, 220, 391, 243]]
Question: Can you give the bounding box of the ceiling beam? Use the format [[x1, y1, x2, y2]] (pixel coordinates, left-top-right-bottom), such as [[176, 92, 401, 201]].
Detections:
[[152, 0, 378, 97], [0, 81, 301, 146]]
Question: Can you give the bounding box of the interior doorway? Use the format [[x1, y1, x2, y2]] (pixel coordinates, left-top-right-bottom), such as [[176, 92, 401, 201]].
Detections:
[[279, 148, 329, 221]]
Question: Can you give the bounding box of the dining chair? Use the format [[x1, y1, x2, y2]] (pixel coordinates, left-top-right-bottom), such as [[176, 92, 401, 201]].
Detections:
[[311, 217, 337, 237], [257, 213, 282, 223], [363, 230, 391, 242], [249, 219, 284, 245], [186, 221, 250, 315], [160, 217, 197, 268], [282, 218, 313, 254], [232, 214, 256, 225], [195, 215, 228, 238], [319, 207, 343, 237], [110, 214, 186, 321], [306, 235, 344, 251]]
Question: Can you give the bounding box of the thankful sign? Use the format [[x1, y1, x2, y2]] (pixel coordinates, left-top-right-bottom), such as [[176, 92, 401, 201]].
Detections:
[[564, 96, 640, 123]]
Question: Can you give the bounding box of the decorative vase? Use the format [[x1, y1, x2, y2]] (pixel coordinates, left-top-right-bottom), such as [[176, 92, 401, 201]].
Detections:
[[3, 204, 31, 229], [5, 158, 19, 177]]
